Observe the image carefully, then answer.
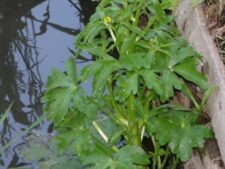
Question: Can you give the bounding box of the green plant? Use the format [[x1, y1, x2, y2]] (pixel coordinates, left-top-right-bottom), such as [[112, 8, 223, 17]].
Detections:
[[42, 0, 212, 169], [10, 132, 83, 169]]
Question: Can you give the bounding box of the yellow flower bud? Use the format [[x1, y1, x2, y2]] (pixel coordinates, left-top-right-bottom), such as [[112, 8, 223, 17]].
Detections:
[[103, 16, 112, 24]]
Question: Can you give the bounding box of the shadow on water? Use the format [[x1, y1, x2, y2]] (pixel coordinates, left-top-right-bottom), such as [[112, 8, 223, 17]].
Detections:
[[0, 0, 97, 168]]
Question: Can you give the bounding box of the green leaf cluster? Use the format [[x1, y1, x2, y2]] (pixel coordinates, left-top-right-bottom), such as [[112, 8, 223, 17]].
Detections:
[[83, 145, 149, 169], [10, 132, 83, 169], [39, 0, 213, 169], [146, 108, 212, 161]]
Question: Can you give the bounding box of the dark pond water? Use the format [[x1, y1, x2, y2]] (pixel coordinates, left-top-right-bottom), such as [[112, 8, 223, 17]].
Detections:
[[0, 0, 96, 168]]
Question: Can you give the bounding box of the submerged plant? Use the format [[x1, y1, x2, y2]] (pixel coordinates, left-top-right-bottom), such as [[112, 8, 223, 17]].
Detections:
[[41, 0, 213, 168]]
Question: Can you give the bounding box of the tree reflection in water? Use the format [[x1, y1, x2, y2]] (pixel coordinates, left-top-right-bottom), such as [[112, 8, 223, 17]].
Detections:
[[0, 0, 97, 168]]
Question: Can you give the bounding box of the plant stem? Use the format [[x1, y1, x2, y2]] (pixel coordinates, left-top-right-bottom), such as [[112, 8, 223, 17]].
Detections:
[[151, 135, 162, 169], [135, 43, 172, 57], [108, 28, 116, 44], [92, 121, 108, 143], [134, 1, 142, 26], [141, 126, 145, 141], [103, 21, 120, 53], [91, 99, 125, 127], [127, 94, 141, 145], [171, 157, 178, 169], [107, 79, 128, 127], [160, 146, 170, 169]]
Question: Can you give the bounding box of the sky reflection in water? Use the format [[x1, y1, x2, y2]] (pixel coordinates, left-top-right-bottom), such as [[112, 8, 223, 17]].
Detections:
[[0, 0, 96, 168]]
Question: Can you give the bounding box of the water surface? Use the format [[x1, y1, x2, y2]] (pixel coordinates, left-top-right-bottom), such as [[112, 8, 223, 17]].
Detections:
[[0, 0, 96, 168]]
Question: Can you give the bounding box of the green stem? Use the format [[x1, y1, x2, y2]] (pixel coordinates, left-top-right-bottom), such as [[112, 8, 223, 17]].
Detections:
[[151, 136, 162, 169], [142, 16, 156, 34], [158, 155, 162, 169], [106, 26, 120, 53], [160, 146, 170, 169], [152, 153, 157, 169], [91, 99, 125, 127], [107, 79, 128, 127], [108, 28, 116, 44], [103, 21, 120, 53], [141, 126, 145, 141], [171, 157, 178, 169], [144, 92, 154, 118], [128, 94, 136, 120], [134, 1, 142, 26], [92, 121, 108, 143], [138, 91, 153, 136], [136, 43, 172, 58], [127, 94, 141, 145]]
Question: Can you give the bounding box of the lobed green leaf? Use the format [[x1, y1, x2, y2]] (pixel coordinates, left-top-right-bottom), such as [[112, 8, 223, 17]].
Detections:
[[146, 109, 212, 161], [83, 145, 149, 169], [173, 58, 208, 89]]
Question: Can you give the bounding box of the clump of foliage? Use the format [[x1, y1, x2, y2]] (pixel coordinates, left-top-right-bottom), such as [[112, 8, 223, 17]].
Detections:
[[41, 0, 213, 168], [10, 132, 83, 169]]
